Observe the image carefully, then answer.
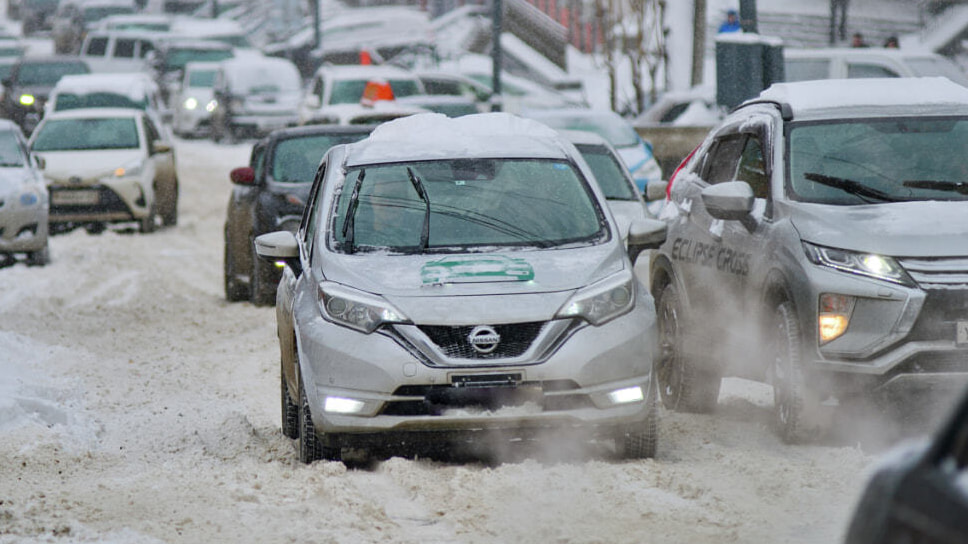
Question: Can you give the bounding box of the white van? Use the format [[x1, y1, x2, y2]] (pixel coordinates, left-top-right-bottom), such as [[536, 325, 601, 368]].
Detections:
[[784, 47, 968, 87], [79, 30, 161, 73]]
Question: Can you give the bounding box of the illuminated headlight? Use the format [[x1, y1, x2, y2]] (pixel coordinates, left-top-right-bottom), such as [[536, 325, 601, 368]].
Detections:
[[205, 99, 218, 112], [556, 270, 635, 325], [110, 160, 143, 179], [803, 243, 914, 287], [18, 93, 34, 106], [317, 281, 410, 333], [818, 293, 855, 344], [608, 386, 644, 405], [183, 96, 198, 110], [324, 396, 365, 414]]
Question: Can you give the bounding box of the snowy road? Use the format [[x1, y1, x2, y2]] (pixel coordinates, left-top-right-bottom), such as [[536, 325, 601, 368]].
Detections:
[[0, 137, 887, 543]]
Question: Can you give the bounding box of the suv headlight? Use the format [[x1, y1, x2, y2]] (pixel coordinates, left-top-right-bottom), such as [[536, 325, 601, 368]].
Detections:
[[803, 242, 915, 287], [317, 281, 410, 333], [556, 269, 635, 326], [109, 159, 144, 179]]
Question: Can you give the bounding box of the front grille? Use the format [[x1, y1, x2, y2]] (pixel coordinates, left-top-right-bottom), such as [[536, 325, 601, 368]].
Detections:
[[908, 289, 968, 342], [49, 186, 130, 215], [900, 256, 968, 289], [418, 321, 546, 360], [380, 380, 592, 416]]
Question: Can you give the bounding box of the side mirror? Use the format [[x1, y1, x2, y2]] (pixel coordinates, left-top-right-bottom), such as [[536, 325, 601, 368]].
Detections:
[[32, 154, 45, 170], [303, 94, 321, 110], [152, 141, 172, 154], [645, 180, 668, 201], [229, 166, 256, 185], [701, 181, 754, 221], [626, 218, 667, 265], [255, 231, 301, 275]]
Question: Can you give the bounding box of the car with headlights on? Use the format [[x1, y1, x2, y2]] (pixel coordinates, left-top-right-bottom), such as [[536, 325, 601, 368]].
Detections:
[[255, 112, 667, 463], [171, 61, 218, 138], [210, 56, 302, 143], [0, 119, 49, 267], [224, 124, 372, 305], [1, 56, 91, 135], [650, 77, 968, 444], [30, 107, 173, 234]]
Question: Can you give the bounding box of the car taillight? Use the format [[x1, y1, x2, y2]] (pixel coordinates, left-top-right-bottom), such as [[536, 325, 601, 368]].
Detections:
[[667, 145, 700, 200]]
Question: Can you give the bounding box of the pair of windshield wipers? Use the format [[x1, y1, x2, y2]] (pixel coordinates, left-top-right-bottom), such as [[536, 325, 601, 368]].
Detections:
[[805, 172, 968, 202], [340, 167, 431, 254]]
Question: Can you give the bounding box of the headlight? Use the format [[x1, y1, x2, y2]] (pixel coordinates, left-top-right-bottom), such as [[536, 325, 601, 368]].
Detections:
[[556, 270, 635, 325], [317, 281, 410, 333], [18, 93, 34, 106], [19, 190, 40, 207], [111, 160, 144, 179], [205, 99, 218, 112], [803, 243, 915, 287], [183, 97, 198, 110]]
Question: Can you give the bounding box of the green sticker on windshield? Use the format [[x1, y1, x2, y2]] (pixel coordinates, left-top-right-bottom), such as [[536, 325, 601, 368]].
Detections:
[[421, 255, 535, 284]]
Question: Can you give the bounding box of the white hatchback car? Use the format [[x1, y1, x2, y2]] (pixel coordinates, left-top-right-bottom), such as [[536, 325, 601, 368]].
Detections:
[[29, 108, 172, 234], [0, 119, 49, 266]]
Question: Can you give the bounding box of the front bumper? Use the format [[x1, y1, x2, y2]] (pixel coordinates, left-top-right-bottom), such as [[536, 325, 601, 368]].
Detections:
[[48, 176, 152, 224], [294, 287, 658, 438]]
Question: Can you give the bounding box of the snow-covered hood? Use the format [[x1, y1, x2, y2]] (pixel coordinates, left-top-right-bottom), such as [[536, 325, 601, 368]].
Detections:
[[35, 149, 144, 182], [321, 243, 627, 323], [788, 201, 968, 257]]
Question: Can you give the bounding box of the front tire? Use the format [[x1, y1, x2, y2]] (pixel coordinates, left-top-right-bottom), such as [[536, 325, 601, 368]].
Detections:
[[615, 379, 658, 459], [655, 282, 721, 412], [161, 179, 179, 227], [281, 365, 298, 439], [223, 240, 248, 302], [139, 202, 157, 234], [771, 300, 827, 444], [25, 245, 49, 266]]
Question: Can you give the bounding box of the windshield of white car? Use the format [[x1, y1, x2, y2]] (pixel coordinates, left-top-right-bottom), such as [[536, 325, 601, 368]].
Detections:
[[187, 70, 216, 87], [331, 158, 606, 253], [17, 62, 89, 86], [576, 144, 638, 200], [271, 133, 370, 183], [788, 117, 968, 204], [330, 79, 421, 105], [32, 117, 139, 151], [0, 130, 25, 167], [54, 92, 147, 111]]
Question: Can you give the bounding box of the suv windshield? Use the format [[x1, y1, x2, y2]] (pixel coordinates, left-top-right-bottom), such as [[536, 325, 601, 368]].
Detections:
[[332, 158, 604, 252], [165, 49, 232, 72], [788, 116, 968, 204], [330, 78, 421, 105], [32, 117, 139, 151], [17, 62, 89, 86], [271, 133, 369, 183], [54, 91, 147, 111]]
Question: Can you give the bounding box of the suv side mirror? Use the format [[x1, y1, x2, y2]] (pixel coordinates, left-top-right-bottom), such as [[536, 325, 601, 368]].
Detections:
[[626, 218, 667, 264], [701, 181, 754, 221], [152, 141, 172, 154], [230, 166, 256, 185], [255, 230, 301, 275]]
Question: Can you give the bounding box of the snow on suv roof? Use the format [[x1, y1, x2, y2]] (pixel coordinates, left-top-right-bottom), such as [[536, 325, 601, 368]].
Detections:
[[345, 112, 571, 166], [750, 77, 968, 118], [54, 73, 158, 100]]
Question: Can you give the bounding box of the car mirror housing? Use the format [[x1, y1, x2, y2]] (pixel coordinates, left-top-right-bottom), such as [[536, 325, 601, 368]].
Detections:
[[255, 231, 301, 275], [626, 218, 667, 264], [646, 179, 668, 201], [701, 181, 754, 221], [152, 141, 172, 155], [229, 166, 256, 185], [304, 95, 321, 110]]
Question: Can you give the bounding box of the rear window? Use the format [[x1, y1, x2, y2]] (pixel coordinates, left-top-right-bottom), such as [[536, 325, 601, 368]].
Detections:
[[270, 132, 370, 183], [784, 59, 830, 82], [330, 78, 421, 105], [32, 117, 139, 151], [16, 61, 89, 86]]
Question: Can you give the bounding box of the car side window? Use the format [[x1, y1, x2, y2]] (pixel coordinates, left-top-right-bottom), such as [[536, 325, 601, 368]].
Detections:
[[736, 136, 770, 199], [250, 142, 266, 180], [115, 38, 136, 59], [139, 40, 154, 58], [312, 76, 323, 100], [302, 163, 327, 262], [847, 63, 900, 78], [86, 37, 108, 56], [702, 135, 745, 184]]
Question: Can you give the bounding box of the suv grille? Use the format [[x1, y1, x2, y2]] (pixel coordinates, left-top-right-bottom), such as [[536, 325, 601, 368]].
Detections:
[[900, 257, 968, 289], [417, 321, 546, 360], [908, 289, 968, 342]]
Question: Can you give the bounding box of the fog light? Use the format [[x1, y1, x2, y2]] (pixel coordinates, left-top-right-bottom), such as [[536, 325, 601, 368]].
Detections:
[[608, 386, 644, 405], [324, 396, 365, 414], [818, 293, 855, 344]]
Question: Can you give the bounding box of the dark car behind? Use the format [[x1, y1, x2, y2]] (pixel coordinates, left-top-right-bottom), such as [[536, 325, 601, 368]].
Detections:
[[1, 57, 90, 134], [224, 124, 373, 305]]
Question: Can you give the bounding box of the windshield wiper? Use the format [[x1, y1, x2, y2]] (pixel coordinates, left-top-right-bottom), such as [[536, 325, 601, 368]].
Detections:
[[903, 180, 968, 195], [340, 169, 365, 254], [804, 172, 903, 203], [407, 167, 430, 251]]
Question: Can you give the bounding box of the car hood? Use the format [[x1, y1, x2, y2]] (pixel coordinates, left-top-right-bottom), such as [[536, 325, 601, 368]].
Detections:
[[321, 243, 627, 323], [788, 201, 968, 257], [35, 149, 144, 182]]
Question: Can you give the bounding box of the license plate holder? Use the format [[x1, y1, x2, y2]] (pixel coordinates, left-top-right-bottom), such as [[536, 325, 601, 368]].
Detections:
[[52, 189, 99, 206]]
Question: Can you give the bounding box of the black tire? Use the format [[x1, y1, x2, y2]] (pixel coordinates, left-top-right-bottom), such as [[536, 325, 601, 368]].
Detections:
[[25, 245, 49, 267], [139, 202, 156, 234], [223, 241, 248, 302], [297, 380, 321, 463], [616, 379, 658, 459], [250, 241, 276, 306], [771, 300, 826, 444], [655, 282, 721, 413], [161, 179, 178, 227], [281, 365, 298, 439]]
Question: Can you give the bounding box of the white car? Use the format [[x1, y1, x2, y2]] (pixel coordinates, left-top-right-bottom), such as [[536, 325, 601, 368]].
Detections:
[[0, 119, 48, 266], [210, 56, 302, 142], [171, 61, 219, 138], [298, 64, 424, 126], [29, 108, 172, 234]]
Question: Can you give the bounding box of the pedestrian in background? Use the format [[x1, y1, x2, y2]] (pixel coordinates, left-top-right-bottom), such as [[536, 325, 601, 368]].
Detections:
[[851, 32, 868, 48], [718, 9, 741, 33], [884, 35, 899, 49]]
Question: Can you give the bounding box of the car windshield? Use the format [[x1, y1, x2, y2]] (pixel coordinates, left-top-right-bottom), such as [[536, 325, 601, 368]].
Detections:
[[0, 130, 26, 167], [576, 144, 638, 200], [788, 116, 968, 204], [32, 117, 139, 151], [54, 91, 147, 111], [330, 78, 421, 105], [270, 133, 369, 183], [537, 114, 640, 147], [165, 49, 232, 72], [83, 6, 134, 22], [331, 158, 604, 252], [187, 69, 215, 87], [17, 62, 89, 86]]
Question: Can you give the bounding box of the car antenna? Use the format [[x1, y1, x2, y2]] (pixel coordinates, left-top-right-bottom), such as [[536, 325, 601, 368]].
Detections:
[[341, 168, 366, 254], [407, 167, 430, 250]]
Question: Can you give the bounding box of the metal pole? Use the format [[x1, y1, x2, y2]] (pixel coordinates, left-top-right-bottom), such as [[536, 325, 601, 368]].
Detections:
[[491, 0, 503, 112], [313, 0, 321, 51], [739, 0, 757, 33], [691, 0, 705, 87]]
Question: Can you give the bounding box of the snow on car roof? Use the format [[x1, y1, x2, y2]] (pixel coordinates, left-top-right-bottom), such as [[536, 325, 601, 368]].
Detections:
[[218, 57, 301, 92], [42, 107, 145, 120], [53, 73, 158, 102], [752, 77, 968, 117], [345, 112, 570, 166]]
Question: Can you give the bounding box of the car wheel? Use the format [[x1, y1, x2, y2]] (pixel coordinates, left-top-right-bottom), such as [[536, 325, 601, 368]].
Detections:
[[161, 179, 178, 227], [250, 241, 275, 306], [770, 300, 826, 444], [297, 378, 341, 463], [25, 245, 49, 267], [223, 240, 249, 302], [139, 202, 157, 234], [655, 282, 720, 412], [615, 379, 658, 459], [281, 363, 298, 439]]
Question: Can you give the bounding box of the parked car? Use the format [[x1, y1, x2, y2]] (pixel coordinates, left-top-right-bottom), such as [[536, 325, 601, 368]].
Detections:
[[146, 38, 235, 106], [784, 47, 968, 87], [224, 125, 373, 305], [1, 56, 92, 135], [298, 64, 424, 126], [561, 129, 650, 244], [210, 56, 302, 142], [843, 384, 968, 544], [650, 77, 968, 443], [29, 107, 176, 234], [46, 72, 171, 127], [51, 0, 138, 55], [20, 0, 59, 35], [525, 108, 663, 195], [0, 119, 49, 267], [254, 112, 667, 463], [415, 70, 492, 110], [78, 30, 161, 74], [170, 61, 219, 138], [394, 94, 480, 117]]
